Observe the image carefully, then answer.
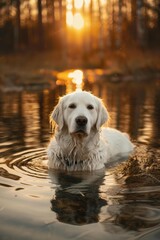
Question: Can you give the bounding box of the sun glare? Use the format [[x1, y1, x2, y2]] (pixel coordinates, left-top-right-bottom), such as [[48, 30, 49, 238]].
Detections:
[[66, 0, 85, 30], [66, 12, 84, 30], [73, 13, 84, 30], [84, 0, 91, 5], [68, 70, 83, 90], [66, 11, 73, 27], [74, 0, 83, 9]]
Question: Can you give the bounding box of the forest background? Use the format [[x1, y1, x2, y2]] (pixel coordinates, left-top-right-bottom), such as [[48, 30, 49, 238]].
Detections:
[[0, 0, 160, 87]]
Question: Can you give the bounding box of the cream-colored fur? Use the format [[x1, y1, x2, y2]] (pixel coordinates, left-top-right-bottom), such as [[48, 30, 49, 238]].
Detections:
[[47, 91, 134, 171]]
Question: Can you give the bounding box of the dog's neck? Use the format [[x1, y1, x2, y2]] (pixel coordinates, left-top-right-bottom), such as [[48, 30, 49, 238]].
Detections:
[[55, 127, 100, 159], [50, 127, 108, 171]]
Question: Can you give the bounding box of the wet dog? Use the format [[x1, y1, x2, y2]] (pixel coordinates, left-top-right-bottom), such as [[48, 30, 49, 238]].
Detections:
[[47, 91, 134, 171]]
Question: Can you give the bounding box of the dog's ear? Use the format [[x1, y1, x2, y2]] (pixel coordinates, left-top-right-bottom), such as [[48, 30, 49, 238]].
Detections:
[[50, 98, 64, 131], [96, 99, 109, 130]]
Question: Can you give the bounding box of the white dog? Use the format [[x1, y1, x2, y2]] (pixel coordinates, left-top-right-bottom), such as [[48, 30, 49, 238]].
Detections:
[[47, 91, 134, 171]]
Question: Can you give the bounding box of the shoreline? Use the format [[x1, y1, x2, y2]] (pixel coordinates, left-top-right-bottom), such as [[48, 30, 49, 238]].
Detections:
[[0, 66, 160, 92], [0, 50, 160, 91]]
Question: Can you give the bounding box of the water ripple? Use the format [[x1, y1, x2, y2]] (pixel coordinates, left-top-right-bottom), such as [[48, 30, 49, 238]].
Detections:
[[0, 147, 48, 181]]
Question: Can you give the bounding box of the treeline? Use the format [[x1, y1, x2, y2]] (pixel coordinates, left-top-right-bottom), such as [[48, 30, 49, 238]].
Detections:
[[0, 0, 160, 54]]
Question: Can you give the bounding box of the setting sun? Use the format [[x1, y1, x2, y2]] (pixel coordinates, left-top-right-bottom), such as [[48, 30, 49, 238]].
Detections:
[[66, 0, 85, 30], [66, 11, 73, 27], [73, 13, 84, 30], [74, 0, 83, 9], [66, 12, 84, 30]]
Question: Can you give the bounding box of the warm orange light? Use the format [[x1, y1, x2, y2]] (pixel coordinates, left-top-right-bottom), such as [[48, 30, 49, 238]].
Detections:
[[66, 12, 84, 30], [66, 0, 85, 30], [84, 0, 91, 7], [74, 0, 91, 8], [74, 0, 83, 9], [68, 70, 83, 90], [73, 13, 84, 30], [66, 11, 73, 27]]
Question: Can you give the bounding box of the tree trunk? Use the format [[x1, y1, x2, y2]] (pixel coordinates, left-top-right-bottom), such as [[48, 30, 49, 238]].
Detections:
[[157, 0, 160, 29], [131, 0, 137, 39], [97, 0, 104, 66], [37, 0, 44, 49], [59, 0, 67, 66], [136, 0, 145, 47], [106, 0, 112, 48], [5, 0, 10, 20], [116, 0, 123, 48], [89, 0, 93, 50], [82, 1, 90, 60], [111, 0, 116, 48], [14, 0, 21, 51]]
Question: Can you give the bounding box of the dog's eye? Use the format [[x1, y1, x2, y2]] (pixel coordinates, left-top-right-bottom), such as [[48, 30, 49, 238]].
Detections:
[[68, 103, 76, 109], [87, 104, 94, 110]]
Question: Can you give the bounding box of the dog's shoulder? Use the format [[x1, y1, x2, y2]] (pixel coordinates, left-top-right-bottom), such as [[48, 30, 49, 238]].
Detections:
[[100, 127, 134, 155]]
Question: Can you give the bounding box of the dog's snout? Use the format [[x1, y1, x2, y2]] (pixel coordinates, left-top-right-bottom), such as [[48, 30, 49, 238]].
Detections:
[[76, 116, 88, 126]]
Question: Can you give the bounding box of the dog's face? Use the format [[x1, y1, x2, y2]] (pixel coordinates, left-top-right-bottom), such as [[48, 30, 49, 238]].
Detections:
[[51, 91, 108, 137]]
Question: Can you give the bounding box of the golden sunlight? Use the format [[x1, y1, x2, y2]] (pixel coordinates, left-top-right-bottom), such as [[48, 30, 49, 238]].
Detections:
[[74, 0, 83, 9], [68, 70, 83, 90], [73, 13, 84, 30], [84, 0, 91, 7], [66, 11, 73, 27], [66, 0, 85, 30], [66, 12, 84, 30]]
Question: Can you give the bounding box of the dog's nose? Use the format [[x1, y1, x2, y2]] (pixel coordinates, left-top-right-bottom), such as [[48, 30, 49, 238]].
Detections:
[[76, 116, 88, 126]]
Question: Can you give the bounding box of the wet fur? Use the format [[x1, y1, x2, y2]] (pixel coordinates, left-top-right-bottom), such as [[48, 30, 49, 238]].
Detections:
[[47, 91, 134, 171]]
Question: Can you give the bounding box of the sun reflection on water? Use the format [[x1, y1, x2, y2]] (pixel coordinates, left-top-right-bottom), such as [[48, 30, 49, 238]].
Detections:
[[68, 69, 83, 91]]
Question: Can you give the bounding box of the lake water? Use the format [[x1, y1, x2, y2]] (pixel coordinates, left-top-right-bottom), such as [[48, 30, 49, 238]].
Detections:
[[0, 75, 160, 240]]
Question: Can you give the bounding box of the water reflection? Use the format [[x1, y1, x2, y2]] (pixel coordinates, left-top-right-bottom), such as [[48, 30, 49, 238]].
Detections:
[[0, 75, 160, 239], [0, 79, 160, 158], [101, 203, 160, 235], [68, 69, 84, 91], [56, 69, 84, 93], [0, 79, 160, 167], [50, 169, 106, 225], [0, 90, 56, 156], [49, 168, 160, 234], [84, 79, 160, 147]]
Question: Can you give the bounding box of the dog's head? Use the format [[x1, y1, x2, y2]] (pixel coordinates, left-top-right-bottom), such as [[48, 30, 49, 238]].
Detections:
[[50, 91, 108, 137]]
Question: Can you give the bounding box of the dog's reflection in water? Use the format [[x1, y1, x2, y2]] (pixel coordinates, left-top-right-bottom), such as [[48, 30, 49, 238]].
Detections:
[[49, 169, 107, 225]]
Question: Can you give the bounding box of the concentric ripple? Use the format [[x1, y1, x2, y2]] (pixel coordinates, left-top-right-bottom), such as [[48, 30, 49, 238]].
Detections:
[[0, 147, 48, 182]]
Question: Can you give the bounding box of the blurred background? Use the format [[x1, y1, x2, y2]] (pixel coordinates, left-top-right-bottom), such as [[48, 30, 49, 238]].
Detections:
[[0, 0, 160, 80]]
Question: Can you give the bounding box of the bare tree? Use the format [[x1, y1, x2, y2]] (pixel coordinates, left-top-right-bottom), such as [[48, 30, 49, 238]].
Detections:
[[89, 0, 93, 50], [157, 0, 160, 29], [5, 0, 10, 21], [0, 0, 160, 53], [37, 0, 44, 49], [116, 0, 123, 48], [82, 0, 91, 60], [106, 0, 112, 48], [137, 0, 145, 47], [97, 0, 104, 65], [13, 0, 21, 51], [59, 0, 67, 65], [131, 0, 137, 38]]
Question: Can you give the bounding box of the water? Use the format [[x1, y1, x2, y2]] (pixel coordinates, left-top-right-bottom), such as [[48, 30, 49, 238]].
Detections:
[[0, 76, 160, 240]]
